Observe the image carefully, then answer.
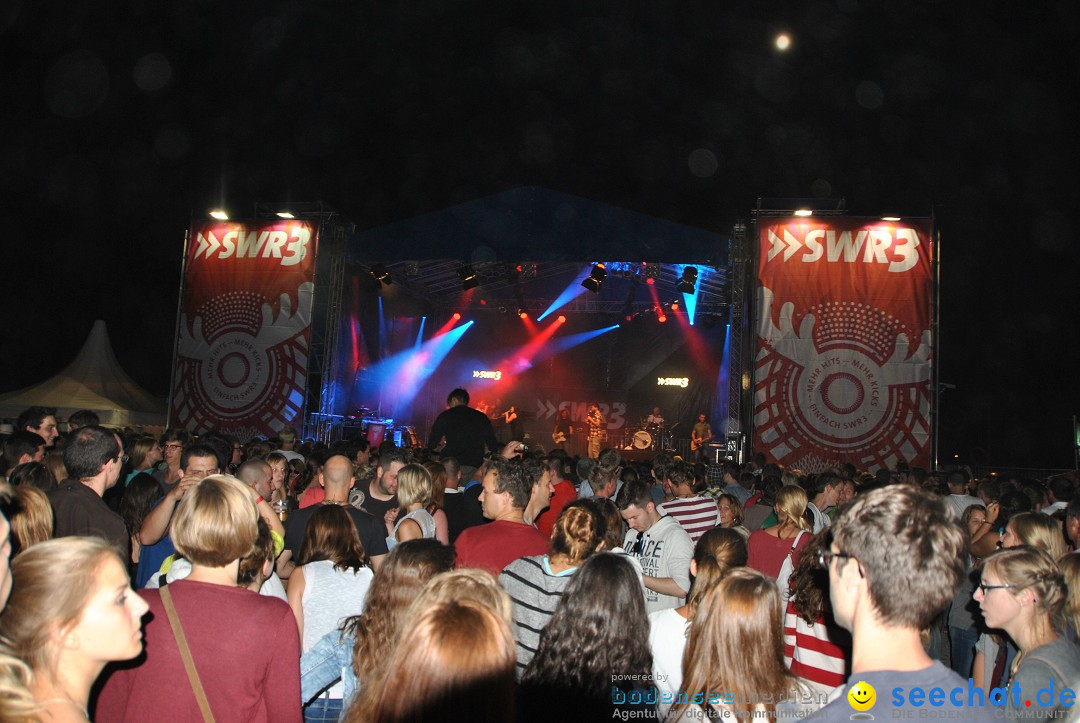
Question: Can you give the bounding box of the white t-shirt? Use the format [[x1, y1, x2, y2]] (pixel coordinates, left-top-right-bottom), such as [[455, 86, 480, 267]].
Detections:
[[648, 607, 689, 717]]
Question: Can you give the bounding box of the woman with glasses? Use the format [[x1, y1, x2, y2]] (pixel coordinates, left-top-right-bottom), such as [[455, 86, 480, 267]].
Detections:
[[153, 429, 190, 493], [973, 545, 1080, 719], [972, 509, 1065, 690]]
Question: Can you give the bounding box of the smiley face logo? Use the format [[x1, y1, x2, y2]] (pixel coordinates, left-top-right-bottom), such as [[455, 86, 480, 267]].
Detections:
[[847, 681, 876, 712]]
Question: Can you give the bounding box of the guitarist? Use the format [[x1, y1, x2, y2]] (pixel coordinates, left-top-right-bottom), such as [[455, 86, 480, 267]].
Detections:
[[690, 412, 713, 461], [551, 408, 574, 454]]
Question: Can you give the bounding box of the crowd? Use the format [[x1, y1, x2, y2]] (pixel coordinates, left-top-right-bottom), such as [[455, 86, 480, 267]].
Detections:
[[0, 398, 1078, 721]]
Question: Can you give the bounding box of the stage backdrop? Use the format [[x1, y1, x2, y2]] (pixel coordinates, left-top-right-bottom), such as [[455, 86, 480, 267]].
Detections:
[[752, 217, 933, 472], [169, 220, 319, 440]]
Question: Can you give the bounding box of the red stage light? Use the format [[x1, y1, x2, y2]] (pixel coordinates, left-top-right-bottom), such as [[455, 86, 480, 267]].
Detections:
[[479, 299, 486, 305], [671, 301, 679, 310], [519, 311, 528, 319], [452, 313, 461, 320], [657, 314, 668, 323], [646, 277, 654, 285], [557, 315, 566, 323]]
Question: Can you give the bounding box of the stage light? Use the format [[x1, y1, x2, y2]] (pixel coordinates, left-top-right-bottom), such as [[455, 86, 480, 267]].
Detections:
[[657, 313, 668, 323], [775, 33, 792, 51], [881, 216, 901, 222], [794, 209, 813, 217], [581, 263, 607, 293], [459, 265, 479, 290], [518, 309, 528, 319], [209, 209, 229, 220], [452, 313, 461, 320], [677, 266, 698, 294], [276, 211, 295, 219], [369, 263, 392, 285], [557, 315, 566, 323], [671, 300, 679, 310]]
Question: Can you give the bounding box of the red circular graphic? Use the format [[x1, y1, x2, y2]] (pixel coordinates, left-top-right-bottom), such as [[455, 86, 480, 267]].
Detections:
[[820, 372, 864, 415], [217, 352, 250, 389]]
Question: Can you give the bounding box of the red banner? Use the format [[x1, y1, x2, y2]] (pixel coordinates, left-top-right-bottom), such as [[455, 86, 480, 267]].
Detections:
[[752, 217, 934, 472], [169, 221, 319, 440]]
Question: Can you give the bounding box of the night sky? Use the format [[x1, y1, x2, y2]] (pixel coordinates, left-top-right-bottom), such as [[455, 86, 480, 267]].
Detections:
[[2, 2, 1076, 469]]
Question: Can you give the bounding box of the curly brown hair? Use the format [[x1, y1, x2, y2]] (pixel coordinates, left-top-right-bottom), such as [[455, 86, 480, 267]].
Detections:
[[342, 539, 455, 680], [789, 528, 833, 624]]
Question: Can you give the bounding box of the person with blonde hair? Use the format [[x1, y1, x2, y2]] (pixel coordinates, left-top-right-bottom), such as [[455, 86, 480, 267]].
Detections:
[[422, 461, 450, 544], [972, 509, 1069, 688], [8, 486, 52, 556], [418, 568, 513, 624], [649, 526, 747, 717], [671, 567, 808, 721], [346, 599, 515, 722], [975, 545, 1080, 718], [500, 500, 605, 673], [1002, 511, 1067, 561], [1, 537, 149, 723], [98, 474, 302, 722], [747, 484, 811, 583], [385, 463, 436, 548]]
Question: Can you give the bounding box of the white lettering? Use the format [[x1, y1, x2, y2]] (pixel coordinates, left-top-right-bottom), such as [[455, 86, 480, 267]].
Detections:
[[766, 226, 922, 272]]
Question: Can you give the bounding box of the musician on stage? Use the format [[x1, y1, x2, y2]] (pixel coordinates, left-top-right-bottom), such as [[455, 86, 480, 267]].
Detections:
[[586, 404, 605, 459], [646, 406, 664, 427], [551, 408, 574, 454], [690, 412, 713, 461], [503, 404, 524, 442]]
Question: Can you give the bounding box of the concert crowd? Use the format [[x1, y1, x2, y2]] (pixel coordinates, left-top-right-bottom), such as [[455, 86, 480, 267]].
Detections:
[[0, 397, 1078, 722]]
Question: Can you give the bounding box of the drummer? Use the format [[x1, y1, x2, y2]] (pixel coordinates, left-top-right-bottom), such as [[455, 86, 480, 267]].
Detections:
[[645, 406, 664, 428]]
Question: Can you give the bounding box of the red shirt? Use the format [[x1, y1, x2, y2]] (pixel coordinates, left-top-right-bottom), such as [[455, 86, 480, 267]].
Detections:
[[455, 519, 549, 575], [96, 579, 301, 723], [534, 481, 577, 538], [746, 528, 811, 579]]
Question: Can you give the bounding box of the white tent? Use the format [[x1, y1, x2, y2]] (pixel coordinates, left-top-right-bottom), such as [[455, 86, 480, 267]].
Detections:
[[0, 320, 166, 427]]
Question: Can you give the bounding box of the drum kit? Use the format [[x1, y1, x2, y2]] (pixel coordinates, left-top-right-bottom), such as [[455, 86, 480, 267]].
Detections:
[[624, 419, 674, 451]]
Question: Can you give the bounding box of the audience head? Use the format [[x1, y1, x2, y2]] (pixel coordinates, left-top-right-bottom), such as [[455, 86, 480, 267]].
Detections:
[[774, 484, 811, 531], [171, 475, 258, 568], [447, 388, 469, 407], [157, 429, 191, 468], [480, 457, 532, 518], [15, 408, 58, 447], [63, 426, 121, 483], [686, 526, 748, 618], [0, 537, 148, 677], [347, 539, 456, 680], [522, 554, 651, 699], [396, 463, 434, 510], [237, 518, 276, 591], [1001, 511, 1067, 560], [354, 600, 515, 723], [2, 432, 45, 473], [975, 545, 1066, 643], [7, 462, 57, 493], [829, 485, 965, 631], [716, 493, 744, 528], [615, 479, 659, 533], [8, 487, 52, 557], [297, 504, 367, 571], [548, 501, 604, 566], [677, 568, 792, 719]]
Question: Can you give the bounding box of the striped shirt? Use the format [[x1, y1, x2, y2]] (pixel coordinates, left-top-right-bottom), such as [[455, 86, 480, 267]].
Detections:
[[657, 496, 719, 544], [499, 555, 578, 675], [782, 599, 849, 696]]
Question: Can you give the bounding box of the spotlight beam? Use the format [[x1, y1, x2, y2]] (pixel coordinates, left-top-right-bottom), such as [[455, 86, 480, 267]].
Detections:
[[537, 264, 593, 321]]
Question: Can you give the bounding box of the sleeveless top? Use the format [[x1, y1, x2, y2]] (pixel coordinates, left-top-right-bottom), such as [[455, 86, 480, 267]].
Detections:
[[301, 560, 373, 653], [387, 508, 437, 549]]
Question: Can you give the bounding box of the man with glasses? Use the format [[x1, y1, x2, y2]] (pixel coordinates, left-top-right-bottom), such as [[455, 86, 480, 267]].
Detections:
[[47, 425, 128, 552], [135, 444, 221, 587], [810, 486, 977, 720], [153, 428, 191, 495]]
